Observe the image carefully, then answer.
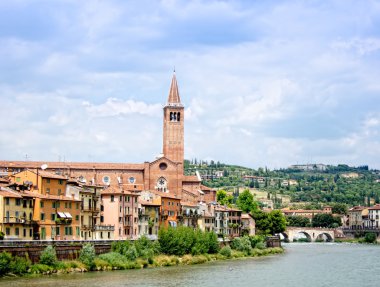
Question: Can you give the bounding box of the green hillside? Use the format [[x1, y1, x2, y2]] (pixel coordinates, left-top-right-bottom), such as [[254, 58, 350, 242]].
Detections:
[[184, 160, 380, 208]]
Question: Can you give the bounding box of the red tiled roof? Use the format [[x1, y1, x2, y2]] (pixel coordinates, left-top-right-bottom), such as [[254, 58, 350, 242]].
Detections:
[[183, 175, 200, 182], [368, 204, 380, 210], [0, 187, 22, 198], [0, 160, 145, 171]]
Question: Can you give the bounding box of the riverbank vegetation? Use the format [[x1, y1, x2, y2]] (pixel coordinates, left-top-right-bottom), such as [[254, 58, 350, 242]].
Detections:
[[0, 228, 283, 277]]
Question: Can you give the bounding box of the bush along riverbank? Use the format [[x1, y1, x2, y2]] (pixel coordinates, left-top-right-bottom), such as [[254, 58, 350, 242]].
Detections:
[[0, 227, 284, 277]]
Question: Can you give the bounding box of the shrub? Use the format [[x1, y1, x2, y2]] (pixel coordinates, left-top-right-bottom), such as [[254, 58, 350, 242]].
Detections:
[[98, 252, 130, 269], [231, 236, 252, 255], [125, 245, 138, 261], [79, 244, 96, 270], [9, 256, 31, 275], [255, 242, 266, 250], [29, 264, 53, 274], [219, 246, 232, 258], [248, 235, 265, 248], [0, 252, 12, 275], [39, 245, 57, 266], [364, 232, 377, 243], [207, 231, 220, 254]]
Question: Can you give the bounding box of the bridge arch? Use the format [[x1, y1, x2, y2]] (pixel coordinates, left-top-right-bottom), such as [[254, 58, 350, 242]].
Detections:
[[295, 231, 312, 242], [316, 232, 333, 242]]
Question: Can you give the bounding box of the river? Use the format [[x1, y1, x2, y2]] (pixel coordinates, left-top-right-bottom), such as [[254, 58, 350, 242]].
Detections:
[[1, 243, 379, 287]]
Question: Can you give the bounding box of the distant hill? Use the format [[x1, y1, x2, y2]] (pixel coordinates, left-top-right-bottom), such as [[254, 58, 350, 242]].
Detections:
[[184, 159, 380, 208]]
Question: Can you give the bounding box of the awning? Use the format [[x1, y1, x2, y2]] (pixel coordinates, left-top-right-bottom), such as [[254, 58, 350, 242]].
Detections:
[[169, 221, 177, 227], [57, 212, 66, 218], [64, 212, 72, 219]]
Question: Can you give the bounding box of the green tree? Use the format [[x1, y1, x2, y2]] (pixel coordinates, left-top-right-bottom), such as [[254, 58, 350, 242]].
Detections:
[[216, 189, 234, 206], [236, 189, 259, 213], [268, 210, 287, 234], [286, 215, 310, 227], [331, 203, 348, 215], [312, 214, 341, 228]]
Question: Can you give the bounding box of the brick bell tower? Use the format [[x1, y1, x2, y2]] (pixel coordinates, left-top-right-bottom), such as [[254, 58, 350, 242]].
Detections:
[[163, 72, 184, 164]]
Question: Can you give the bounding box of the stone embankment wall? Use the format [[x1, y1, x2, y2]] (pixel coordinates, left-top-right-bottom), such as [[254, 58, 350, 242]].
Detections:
[[0, 240, 113, 263]]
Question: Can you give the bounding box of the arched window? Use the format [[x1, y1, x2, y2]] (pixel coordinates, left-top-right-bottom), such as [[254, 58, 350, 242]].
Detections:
[[170, 112, 173, 121], [177, 112, 180, 121]]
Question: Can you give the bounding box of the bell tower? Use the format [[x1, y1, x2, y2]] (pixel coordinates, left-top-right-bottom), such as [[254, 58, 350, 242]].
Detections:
[[163, 73, 184, 164]]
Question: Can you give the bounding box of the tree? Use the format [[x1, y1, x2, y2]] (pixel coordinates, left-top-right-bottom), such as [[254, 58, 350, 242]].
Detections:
[[331, 203, 348, 215], [252, 210, 286, 235], [312, 214, 341, 228], [236, 189, 259, 213], [216, 189, 234, 206], [268, 210, 287, 234], [286, 215, 310, 227]]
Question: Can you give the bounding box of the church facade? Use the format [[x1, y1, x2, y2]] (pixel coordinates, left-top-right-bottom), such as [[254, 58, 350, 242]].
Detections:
[[0, 74, 217, 240]]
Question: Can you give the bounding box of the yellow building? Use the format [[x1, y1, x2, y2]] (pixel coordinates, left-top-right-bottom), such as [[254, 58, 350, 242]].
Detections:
[[10, 169, 81, 240], [0, 186, 34, 240]]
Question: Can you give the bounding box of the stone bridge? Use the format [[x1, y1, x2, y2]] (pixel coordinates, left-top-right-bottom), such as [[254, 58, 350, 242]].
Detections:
[[282, 227, 336, 242]]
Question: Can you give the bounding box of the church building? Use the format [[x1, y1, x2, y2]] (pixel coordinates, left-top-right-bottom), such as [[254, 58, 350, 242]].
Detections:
[[0, 74, 216, 239]]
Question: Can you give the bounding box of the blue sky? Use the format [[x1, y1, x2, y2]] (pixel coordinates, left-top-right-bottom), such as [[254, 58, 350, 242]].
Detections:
[[1, 0, 380, 169]]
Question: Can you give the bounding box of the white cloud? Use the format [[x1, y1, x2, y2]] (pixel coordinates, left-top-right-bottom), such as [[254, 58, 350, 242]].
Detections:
[[83, 98, 162, 118]]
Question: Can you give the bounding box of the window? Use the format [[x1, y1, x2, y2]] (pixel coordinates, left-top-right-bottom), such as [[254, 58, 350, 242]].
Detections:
[[15, 228, 19, 236], [23, 229, 26, 237], [100, 216, 104, 223], [76, 202, 80, 209], [16, 198, 21, 206], [58, 179, 63, 185], [120, 196, 122, 202], [46, 178, 50, 183], [65, 202, 68, 208], [129, 177, 136, 184], [5, 198, 9, 205], [6, 228, 10, 235], [111, 195, 114, 202], [102, 176, 110, 185], [159, 162, 167, 170], [75, 215, 79, 221], [58, 189, 61, 195], [76, 227, 80, 236], [29, 229, 32, 237], [40, 213, 45, 220], [51, 214, 56, 221]]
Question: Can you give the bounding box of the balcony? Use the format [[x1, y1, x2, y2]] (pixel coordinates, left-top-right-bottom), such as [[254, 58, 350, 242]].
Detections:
[[94, 224, 115, 231], [55, 218, 72, 225]]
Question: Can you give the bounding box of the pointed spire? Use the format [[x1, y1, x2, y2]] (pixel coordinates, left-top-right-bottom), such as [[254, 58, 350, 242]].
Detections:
[[167, 72, 182, 106]]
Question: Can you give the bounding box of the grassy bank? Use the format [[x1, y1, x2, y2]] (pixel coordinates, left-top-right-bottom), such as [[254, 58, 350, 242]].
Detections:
[[0, 228, 284, 277], [0, 247, 284, 276]]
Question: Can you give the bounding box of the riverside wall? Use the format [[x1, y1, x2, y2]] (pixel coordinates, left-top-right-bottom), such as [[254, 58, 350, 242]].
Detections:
[[0, 240, 113, 262]]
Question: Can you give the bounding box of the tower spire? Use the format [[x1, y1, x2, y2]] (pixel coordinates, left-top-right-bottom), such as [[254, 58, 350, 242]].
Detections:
[[167, 72, 182, 106]]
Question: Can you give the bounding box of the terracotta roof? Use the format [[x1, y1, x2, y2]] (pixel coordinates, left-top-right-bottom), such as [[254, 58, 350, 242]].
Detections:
[[368, 204, 380, 210], [140, 201, 161, 207], [349, 206, 366, 212], [150, 190, 179, 199], [183, 175, 200, 182], [200, 184, 213, 191], [241, 213, 253, 219], [0, 160, 145, 171], [32, 170, 68, 180], [180, 201, 198, 207], [167, 73, 181, 105], [101, 186, 136, 195], [0, 178, 9, 183], [21, 190, 80, 201], [0, 187, 22, 198]]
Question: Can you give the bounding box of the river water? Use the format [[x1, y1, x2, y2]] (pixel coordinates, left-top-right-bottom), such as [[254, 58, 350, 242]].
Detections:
[[1, 243, 379, 287]]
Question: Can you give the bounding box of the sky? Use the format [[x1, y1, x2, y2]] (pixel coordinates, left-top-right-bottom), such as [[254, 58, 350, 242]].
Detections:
[[0, 0, 380, 169]]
